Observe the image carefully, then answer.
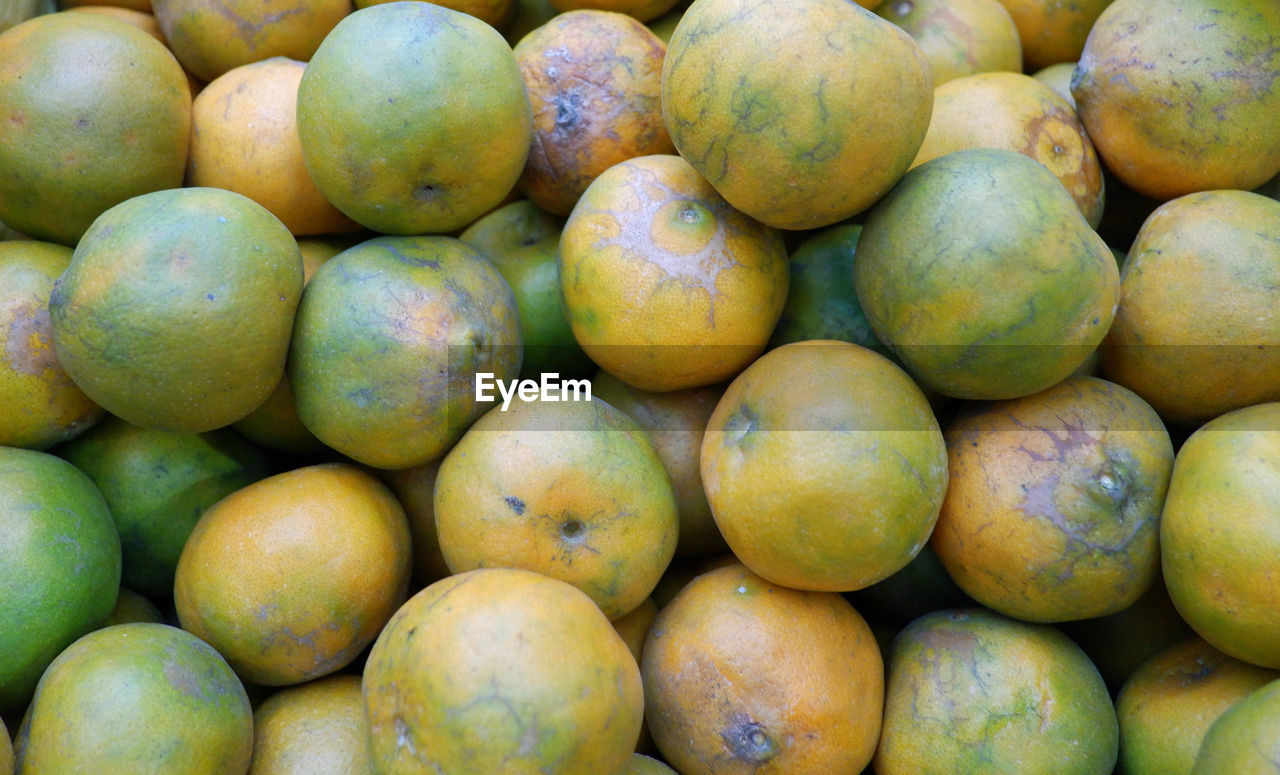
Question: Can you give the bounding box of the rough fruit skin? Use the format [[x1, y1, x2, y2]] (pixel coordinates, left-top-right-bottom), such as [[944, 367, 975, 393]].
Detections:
[[662, 0, 934, 230]]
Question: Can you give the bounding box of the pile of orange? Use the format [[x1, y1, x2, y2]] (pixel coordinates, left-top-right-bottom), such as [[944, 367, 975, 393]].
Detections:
[[2, 0, 1280, 772]]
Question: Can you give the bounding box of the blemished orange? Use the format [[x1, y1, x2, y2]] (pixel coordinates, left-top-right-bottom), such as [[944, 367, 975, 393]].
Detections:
[[434, 398, 678, 620], [994, 0, 1111, 70], [362, 568, 644, 774], [911, 71, 1106, 227], [558, 154, 788, 392], [700, 341, 947, 592], [1191, 678, 1280, 774], [249, 675, 374, 775], [932, 376, 1173, 623], [627, 754, 676, 774], [875, 0, 1021, 86], [188, 58, 358, 237], [65, 5, 163, 39], [642, 563, 884, 774], [663, 0, 933, 229], [174, 463, 412, 685]]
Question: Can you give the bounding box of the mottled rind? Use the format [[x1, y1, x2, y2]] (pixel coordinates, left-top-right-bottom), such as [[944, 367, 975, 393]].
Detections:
[[876, 0, 1022, 86]]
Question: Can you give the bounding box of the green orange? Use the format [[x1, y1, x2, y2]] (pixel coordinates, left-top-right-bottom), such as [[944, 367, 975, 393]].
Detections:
[[875, 0, 1021, 86], [249, 675, 374, 775], [1191, 679, 1280, 774]]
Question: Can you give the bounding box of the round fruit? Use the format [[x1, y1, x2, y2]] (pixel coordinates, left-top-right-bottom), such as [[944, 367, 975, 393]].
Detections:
[[289, 235, 522, 470], [296, 1, 532, 234], [853, 147, 1118, 400], [1161, 402, 1280, 669], [152, 0, 349, 83], [174, 463, 411, 685], [515, 10, 674, 215], [249, 675, 374, 775], [0, 12, 191, 245], [435, 397, 678, 619], [642, 563, 884, 774], [49, 186, 304, 433], [875, 0, 1022, 86], [1033, 61, 1077, 107], [627, 754, 677, 774], [559, 154, 788, 391], [1071, 0, 1280, 200], [363, 568, 644, 774], [700, 341, 948, 592], [994, 0, 1112, 70], [102, 588, 165, 627], [356, 0, 516, 27], [662, 0, 933, 229], [1099, 189, 1280, 428], [0, 240, 101, 449], [0, 717, 10, 775], [876, 607, 1118, 774], [1191, 678, 1280, 774], [18, 623, 252, 774], [932, 376, 1172, 623], [548, 0, 679, 23], [0, 447, 120, 713], [187, 57, 357, 236], [55, 415, 270, 600], [911, 71, 1106, 227], [1117, 636, 1280, 775]]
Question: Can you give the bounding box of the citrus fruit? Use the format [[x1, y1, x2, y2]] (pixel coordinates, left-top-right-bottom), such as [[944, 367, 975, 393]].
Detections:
[[0, 718, 10, 775], [1117, 636, 1280, 775], [1099, 189, 1280, 428], [102, 588, 165, 627], [151, 0, 348, 83], [662, 0, 933, 229], [994, 0, 1112, 70], [66, 5, 163, 39], [296, 1, 532, 234], [558, 154, 788, 391], [627, 754, 676, 774], [187, 57, 358, 237], [1071, 0, 1280, 201], [875, 0, 1022, 86], [55, 414, 270, 601], [1033, 61, 1077, 107], [911, 71, 1106, 227], [355, 0, 516, 27], [17, 623, 252, 774], [0, 447, 120, 713], [378, 461, 450, 588], [1190, 678, 1280, 774], [0, 12, 190, 245], [931, 376, 1173, 623], [515, 10, 673, 215], [288, 235, 522, 470], [0, 240, 102, 450], [1161, 402, 1280, 669], [876, 607, 1119, 774], [249, 675, 374, 775], [174, 463, 412, 685], [642, 563, 884, 774], [548, 0, 679, 23], [434, 397, 678, 619], [649, 551, 738, 608], [700, 341, 948, 592], [48, 186, 304, 433], [853, 147, 1119, 400], [363, 567, 644, 774]]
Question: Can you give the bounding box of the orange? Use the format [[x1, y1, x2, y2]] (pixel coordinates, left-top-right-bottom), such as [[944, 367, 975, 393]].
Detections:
[[356, 0, 514, 28], [700, 341, 948, 592], [1190, 678, 1280, 774], [18, 623, 252, 773], [296, 2, 532, 234], [102, 587, 164, 627], [548, 0, 679, 23], [249, 675, 374, 775], [434, 398, 678, 619], [931, 376, 1173, 623], [649, 551, 738, 608], [55, 414, 270, 601], [151, 0, 349, 83], [853, 148, 1118, 400], [1161, 402, 1280, 670], [0, 12, 190, 246], [48, 186, 304, 433], [378, 461, 450, 588], [59, 0, 151, 13], [911, 71, 1106, 227], [613, 596, 660, 754], [663, 0, 932, 229], [559, 154, 788, 392], [66, 5, 163, 38], [1117, 636, 1280, 775], [363, 568, 644, 774], [0, 447, 120, 713], [642, 562, 884, 774], [515, 11, 673, 215], [0, 240, 102, 450], [1099, 190, 1280, 428], [1072, 0, 1280, 201], [876, 607, 1118, 774], [174, 463, 412, 685], [875, 0, 1021, 86], [188, 58, 358, 237], [993, 0, 1111, 70], [288, 235, 522, 470], [592, 370, 728, 558], [1033, 61, 1076, 107], [0, 717, 9, 775], [627, 754, 676, 774]]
